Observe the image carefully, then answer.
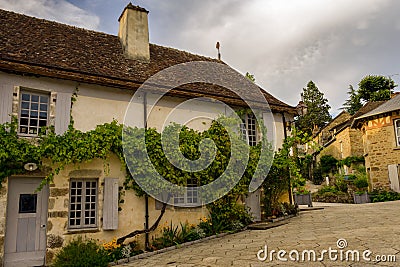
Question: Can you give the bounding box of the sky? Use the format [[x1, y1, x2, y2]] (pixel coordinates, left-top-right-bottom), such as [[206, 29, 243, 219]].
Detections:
[[1, 0, 400, 116]]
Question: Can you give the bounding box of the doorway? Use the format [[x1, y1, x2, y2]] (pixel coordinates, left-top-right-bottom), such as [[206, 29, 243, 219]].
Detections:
[[4, 177, 49, 267]]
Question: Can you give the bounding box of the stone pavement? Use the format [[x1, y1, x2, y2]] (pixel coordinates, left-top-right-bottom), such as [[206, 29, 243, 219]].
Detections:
[[118, 201, 400, 267]]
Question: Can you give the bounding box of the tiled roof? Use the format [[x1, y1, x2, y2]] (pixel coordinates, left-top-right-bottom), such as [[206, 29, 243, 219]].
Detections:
[[0, 8, 296, 114], [354, 95, 400, 120]]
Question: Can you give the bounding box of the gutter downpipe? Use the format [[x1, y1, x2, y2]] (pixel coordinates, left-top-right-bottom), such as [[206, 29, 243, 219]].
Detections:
[[281, 112, 293, 205], [144, 92, 150, 250]]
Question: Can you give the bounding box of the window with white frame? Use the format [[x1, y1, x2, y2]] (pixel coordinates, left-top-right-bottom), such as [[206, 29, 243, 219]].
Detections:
[[240, 113, 257, 146], [173, 178, 199, 206], [69, 179, 98, 229], [395, 119, 400, 147], [19, 90, 49, 136]]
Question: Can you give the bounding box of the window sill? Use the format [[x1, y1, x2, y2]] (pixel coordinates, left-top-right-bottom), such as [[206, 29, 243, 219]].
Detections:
[[65, 227, 100, 235], [394, 147, 400, 150]]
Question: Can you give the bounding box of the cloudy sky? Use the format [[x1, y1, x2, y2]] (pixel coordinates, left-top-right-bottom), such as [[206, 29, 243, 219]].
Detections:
[[1, 0, 400, 115]]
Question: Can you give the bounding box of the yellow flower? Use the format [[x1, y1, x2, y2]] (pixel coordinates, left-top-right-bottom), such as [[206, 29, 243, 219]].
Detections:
[[200, 217, 208, 223]]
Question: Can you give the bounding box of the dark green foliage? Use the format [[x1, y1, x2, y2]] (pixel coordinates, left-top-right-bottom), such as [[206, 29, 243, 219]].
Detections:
[[353, 177, 369, 190], [341, 85, 363, 115], [53, 237, 110, 267], [207, 196, 252, 231], [370, 189, 400, 203], [339, 156, 365, 167], [312, 163, 324, 185], [358, 75, 397, 102], [320, 155, 338, 175], [262, 156, 290, 217], [296, 81, 332, 135], [334, 177, 348, 193], [266, 202, 298, 218], [318, 185, 338, 194]]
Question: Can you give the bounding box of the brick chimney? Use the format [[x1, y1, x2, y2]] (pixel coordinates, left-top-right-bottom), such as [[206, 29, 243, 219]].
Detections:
[[118, 3, 150, 62]]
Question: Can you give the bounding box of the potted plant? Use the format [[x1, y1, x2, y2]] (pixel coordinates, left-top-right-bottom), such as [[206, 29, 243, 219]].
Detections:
[[353, 176, 370, 204], [294, 187, 313, 207]]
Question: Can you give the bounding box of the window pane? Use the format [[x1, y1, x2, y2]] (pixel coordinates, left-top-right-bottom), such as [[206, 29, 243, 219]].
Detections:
[[31, 95, 39, 102], [22, 93, 30, 101], [40, 95, 48, 103], [39, 120, 47, 127], [20, 118, 28, 126], [40, 104, 47, 111], [30, 119, 38, 126], [20, 126, 28, 134], [28, 128, 37, 134], [31, 103, 38, 110], [39, 112, 47, 119], [30, 111, 38, 117], [19, 194, 37, 213], [21, 101, 29, 109], [21, 110, 29, 117]]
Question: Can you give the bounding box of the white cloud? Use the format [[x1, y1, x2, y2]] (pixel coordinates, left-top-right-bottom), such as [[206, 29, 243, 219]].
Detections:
[[0, 0, 100, 30], [141, 0, 397, 113]]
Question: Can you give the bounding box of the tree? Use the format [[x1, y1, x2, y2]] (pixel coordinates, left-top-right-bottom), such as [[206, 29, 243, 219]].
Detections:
[[358, 75, 397, 102], [296, 81, 331, 135], [341, 85, 363, 115]]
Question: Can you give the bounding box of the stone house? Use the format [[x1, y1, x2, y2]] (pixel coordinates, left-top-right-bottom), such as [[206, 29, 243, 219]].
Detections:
[[352, 95, 400, 192], [312, 102, 385, 175], [0, 4, 296, 266]]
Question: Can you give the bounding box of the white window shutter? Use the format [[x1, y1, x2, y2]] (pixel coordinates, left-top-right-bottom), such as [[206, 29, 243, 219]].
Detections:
[[103, 178, 119, 230], [388, 164, 400, 193], [54, 92, 71, 135], [0, 86, 13, 124]]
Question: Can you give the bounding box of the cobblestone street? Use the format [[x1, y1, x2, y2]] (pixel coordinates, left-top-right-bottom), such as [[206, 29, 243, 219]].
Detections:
[[119, 201, 400, 267]]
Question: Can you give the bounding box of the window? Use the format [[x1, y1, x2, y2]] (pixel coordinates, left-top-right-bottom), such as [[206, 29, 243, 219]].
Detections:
[[173, 178, 199, 206], [69, 179, 98, 229], [19, 90, 49, 136], [240, 113, 257, 146], [395, 119, 400, 147]]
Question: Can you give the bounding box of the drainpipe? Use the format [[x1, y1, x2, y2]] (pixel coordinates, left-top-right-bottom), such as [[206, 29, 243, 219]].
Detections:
[[281, 112, 293, 205], [143, 92, 150, 250]]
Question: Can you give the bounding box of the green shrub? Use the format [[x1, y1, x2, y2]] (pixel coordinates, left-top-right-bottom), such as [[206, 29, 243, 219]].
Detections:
[[354, 177, 368, 190], [317, 185, 338, 195], [152, 221, 205, 250], [334, 177, 348, 193], [53, 237, 110, 267], [312, 164, 324, 185], [370, 189, 400, 203], [320, 155, 338, 175]]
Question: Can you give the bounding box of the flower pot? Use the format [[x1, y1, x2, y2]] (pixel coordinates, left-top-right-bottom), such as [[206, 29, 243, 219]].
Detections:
[[353, 192, 370, 204], [294, 193, 313, 207]]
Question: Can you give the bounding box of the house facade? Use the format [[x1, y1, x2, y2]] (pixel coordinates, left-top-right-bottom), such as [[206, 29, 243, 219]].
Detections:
[[0, 4, 296, 266], [352, 95, 400, 192], [313, 102, 385, 175]]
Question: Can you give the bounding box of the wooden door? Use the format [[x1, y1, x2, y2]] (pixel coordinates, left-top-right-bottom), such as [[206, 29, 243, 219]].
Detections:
[[4, 177, 49, 267]]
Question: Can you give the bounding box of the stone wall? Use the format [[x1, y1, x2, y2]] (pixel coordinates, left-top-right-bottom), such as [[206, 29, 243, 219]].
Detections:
[[363, 114, 400, 189], [318, 127, 363, 161], [43, 154, 208, 264]]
